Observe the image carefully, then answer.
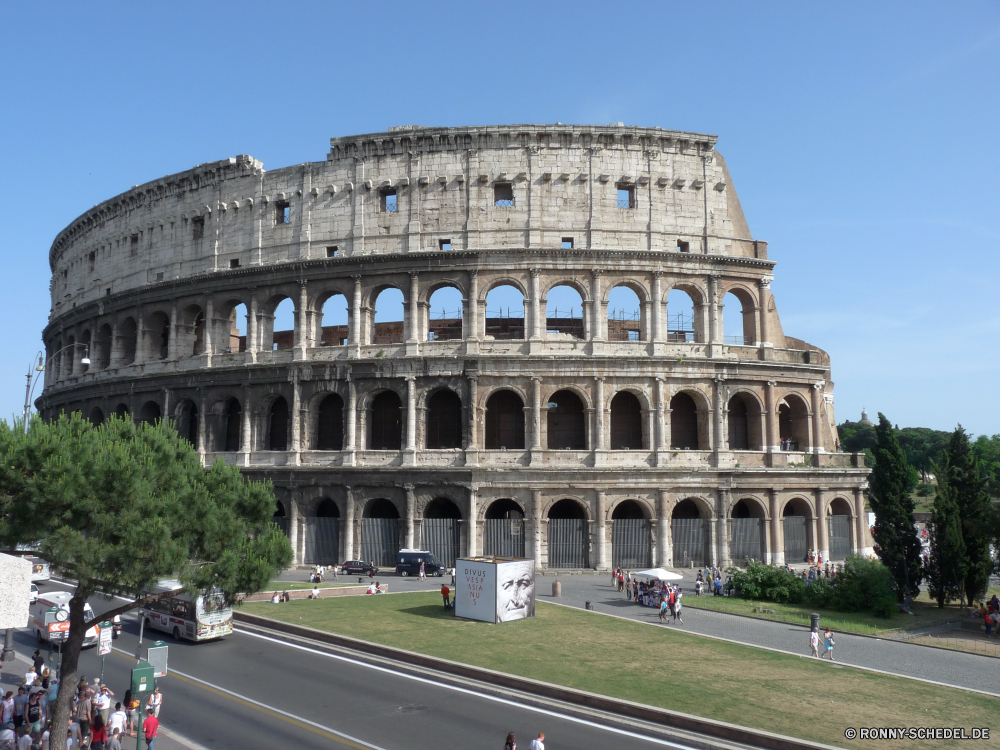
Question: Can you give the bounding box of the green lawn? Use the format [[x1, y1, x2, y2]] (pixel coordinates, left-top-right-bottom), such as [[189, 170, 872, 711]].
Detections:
[[241, 593, 997, 750], [683, 593, 964, 635], [266, 581, 359, 591]]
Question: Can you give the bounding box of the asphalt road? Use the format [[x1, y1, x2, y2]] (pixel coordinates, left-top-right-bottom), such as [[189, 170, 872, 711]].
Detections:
[[12, 579, 701, 750]]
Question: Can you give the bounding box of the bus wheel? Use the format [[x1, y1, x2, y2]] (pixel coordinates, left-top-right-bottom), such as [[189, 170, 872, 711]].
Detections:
[[400, 571, 408, 577], [172, 627, 181, 641]]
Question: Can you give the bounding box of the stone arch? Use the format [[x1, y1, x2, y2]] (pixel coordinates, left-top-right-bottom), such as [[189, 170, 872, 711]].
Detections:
[[484, 282, 526, 340], [546, 389, 587, 450], [369, 390, 403, 450], [426, 284, 464, 342], [670, 390, 710, 450], [315, 393, 344, 450], [264, 395, 289, 451], [79, 330, 91, 373], [778, 392, 810, 450], [137, 400, 161, 425], [547, 497, 590, 520], [362, 497, 401, 518], [315, 288, 350, 347], [174, 399, 199, 445], [95, 324, 113, 370], [113, 403, 129, 420], [610, 390, 645, 450], [731, 497, 768, 518], [119, 317, 138, 365], [424, 497, 462, 519], [425, 388, 463, 449], [315, 498, 341, 517], [484, 498, 525, 520], [540, 277, 589, 301], [666, 281, 706, 343], [728, 391, 763, 451], [484, 388, 525, 450], [721, 284, 758, 346], [215, 298, 248, 353], [611, 498, 651, 520], [180, 303, 206, 356], [544, 283, 585, 339], [88, 406, 105, 426], [827, 496, 855, 561], [672, 497, 712, 520], [782, 496, 814, 563], [607, 283, 645, 341], [213, 396, 242, 452], [482, 277, 528, 299], [547, 497, 589, 568], [262, 294, 296, 351], [145, 311, 171, 360], [371, 284, 405, 345], [730, 496, 768, 564]]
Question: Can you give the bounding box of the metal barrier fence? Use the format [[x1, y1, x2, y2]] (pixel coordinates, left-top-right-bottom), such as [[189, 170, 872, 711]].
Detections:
[[303, 517, 340, 564], [483, 518, 525, 558], [730, 518, 766, 564], [828, 515, 851, 561], [548, 519, 588, 568], [783, 516, 808, 562], [360, 518, 400, 568], [671, 518, 706, 566], [422, 519, 460, 568], [612, 519, 651, 568]]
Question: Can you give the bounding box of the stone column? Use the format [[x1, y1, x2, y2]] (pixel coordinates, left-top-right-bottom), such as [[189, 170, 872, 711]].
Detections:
[[407, 271, 419, 344], [404, 376, 417, 466], [247, 289, 259, 359], [854, 487, 869, 555], [290, 371, 302, 462], [466, 375, 479, 466], [204, 297, 214, 361], [811, 382, 824, 453], [197, 390, 207, 456], [657, 490, 670, 568], [532, 490, 543, 567], [241, 386, 253, 463], [529, 268, 542, 340], [816, 488, 829, 561], [708, 274, 720, 345], [466, 270, 479, 343], [289, 493, 300, 566], [351, 275, 363, 354], [765, 381, 777, 452], [717, 489, 730, 568], [530, 377, 542, 451], [345, 378, 357, 451], [295, 280, 309, 357], [405, 484, 416, 550], [713, 377, 726, 454], [135, 308, 146, 365], [656, 378, 668, 450], [168, 301, 179, 361], [757, 277, 771, 347], [468, 487, 478, 558], [651, 271, 663, 342], [593, 376, 605, 454], [344, 488, 355, 562], [770, 489, 784, 565], [590, 269, 604, 340], [595, 490, 606, 571]]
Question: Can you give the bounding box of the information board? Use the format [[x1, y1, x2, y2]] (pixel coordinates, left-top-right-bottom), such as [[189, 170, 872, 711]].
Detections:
[[99, 623, 112, 655], [454, 558, 535, 623]]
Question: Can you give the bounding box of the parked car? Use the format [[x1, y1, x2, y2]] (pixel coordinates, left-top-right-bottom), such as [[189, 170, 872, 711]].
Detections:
[[395, 550, 446, 577], [341, 560, 378, 576]]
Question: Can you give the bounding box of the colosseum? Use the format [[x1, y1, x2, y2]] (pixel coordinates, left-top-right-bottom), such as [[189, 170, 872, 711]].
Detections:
[[39, 123, 871, 572]]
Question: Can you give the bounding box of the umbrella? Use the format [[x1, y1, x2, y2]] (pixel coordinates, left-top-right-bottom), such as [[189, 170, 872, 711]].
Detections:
[[633, 568, 683, 581]]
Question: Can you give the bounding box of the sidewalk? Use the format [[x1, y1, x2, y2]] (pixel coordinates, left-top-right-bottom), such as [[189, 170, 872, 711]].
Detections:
[[541, 576, 1000, 697]]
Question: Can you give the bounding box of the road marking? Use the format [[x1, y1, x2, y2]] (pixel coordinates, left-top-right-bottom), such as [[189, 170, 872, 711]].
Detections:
[[232, 628, 701, 749], [106, 647, 387, 750]]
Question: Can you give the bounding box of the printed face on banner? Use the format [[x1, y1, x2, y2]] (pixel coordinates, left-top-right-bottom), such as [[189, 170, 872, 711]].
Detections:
[[455, 560, 497, 623], [496, 559, 535, 622]]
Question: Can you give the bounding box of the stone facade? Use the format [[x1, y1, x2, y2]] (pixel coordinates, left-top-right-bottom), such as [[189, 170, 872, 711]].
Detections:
[[39, 124, 871, 570]]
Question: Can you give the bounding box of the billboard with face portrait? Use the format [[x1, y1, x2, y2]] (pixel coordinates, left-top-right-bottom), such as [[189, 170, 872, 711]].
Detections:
[[455, 557, 535, 624]]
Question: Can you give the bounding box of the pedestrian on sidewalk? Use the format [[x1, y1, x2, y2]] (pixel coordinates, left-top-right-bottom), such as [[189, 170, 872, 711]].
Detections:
[[419, 561, 426, 580], [673, 593, 683, 624], [31, 652, 44, 678], [529, 731, 545, 750], [809, 628, 820, 657], [123, 690, 140, 737], [822, 628, 835, 660], [107, 727, 123, 750], [658, 598, 668, 623], [142, 708, 159, 750], [441, 584, 452, 609], [146, 688, 162, 719], [504, 731, 516, 750], [108, 703, 127, 739]]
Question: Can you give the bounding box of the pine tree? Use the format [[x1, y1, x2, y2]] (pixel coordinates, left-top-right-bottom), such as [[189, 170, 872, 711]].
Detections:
[[925, 460, 966, 607], [868, 413, 922, 602], [939, 426, 994, 603]]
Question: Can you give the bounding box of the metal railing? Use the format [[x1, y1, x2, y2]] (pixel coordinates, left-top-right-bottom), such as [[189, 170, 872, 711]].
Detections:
[[617, 198, 636, 209], [494, 199, 514, 208], [724, 335, 753, 346]]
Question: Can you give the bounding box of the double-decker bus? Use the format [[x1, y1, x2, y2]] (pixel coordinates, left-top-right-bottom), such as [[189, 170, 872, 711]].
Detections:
[[137, 580, 233, 642]]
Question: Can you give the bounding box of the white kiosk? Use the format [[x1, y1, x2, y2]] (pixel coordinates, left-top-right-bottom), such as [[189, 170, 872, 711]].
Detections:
[[454, 557, 535, 623]]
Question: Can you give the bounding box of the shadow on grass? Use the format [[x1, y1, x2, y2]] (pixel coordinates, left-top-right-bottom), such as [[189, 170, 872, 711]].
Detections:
[[399, 605, 456, 620]]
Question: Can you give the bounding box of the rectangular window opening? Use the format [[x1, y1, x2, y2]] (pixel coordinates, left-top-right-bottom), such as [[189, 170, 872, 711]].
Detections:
[[380, 189, 398, 213], [326, 246, 338, 258], [230, 259, 240, 269], [493, 182, 514, 207], [192, 216, 205, 240], [617, 185, 636, 209], [275, 201, 291, 224], [439, 239, 452, 251], [561, 237, 574, 249], [105, 288, 111, 297], [677, 240, 690, 253], [156, 272, 164, 282], [88, 251, 96, 271], [130, 233, 140, 256]]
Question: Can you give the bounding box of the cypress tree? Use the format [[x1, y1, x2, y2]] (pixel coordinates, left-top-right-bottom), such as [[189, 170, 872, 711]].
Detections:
[[925, 459, 966, 606], [868, 413, 922, 602]]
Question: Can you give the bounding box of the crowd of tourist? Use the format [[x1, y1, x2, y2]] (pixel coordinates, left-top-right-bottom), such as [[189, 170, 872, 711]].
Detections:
[[975, 594, 1000, 637], [611, 567, 698, 624]]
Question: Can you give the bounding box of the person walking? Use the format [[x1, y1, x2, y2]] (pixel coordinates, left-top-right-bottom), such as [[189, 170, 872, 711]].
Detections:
[[76, 688, 93, 743], [658, 598, 668, 623], [107, 727, 123, 750], [809, 628, 820, 657], [504, 731, 517, 750], [529, 732, 545, 750], [142, 708, 159, 749], [123, 690, 140, 737], [673, 592, 683, 624], [31, 652, 44, 678], [146, 688, 162, 719], [822, 628, 835, 660], [107, 703, 127, 740], [419, 561, 426, 581]]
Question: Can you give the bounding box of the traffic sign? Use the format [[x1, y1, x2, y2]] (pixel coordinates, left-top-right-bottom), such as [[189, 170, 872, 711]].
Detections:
[[99, 621, 113, 655], [147, 641, 168, 678]]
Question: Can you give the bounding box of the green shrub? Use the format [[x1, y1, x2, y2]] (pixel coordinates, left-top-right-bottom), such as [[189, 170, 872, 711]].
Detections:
[[832, 554, 896, 618], [727, 561, 806, 604], [804, 577, 836, 608]]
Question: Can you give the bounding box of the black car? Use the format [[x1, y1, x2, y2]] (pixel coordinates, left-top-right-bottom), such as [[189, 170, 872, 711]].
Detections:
[[395, 550, 446, 577], [341, 560, 378, 576]]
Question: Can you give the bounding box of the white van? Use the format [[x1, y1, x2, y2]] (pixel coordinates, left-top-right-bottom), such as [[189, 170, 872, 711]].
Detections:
[[31, 591, 99, 648]]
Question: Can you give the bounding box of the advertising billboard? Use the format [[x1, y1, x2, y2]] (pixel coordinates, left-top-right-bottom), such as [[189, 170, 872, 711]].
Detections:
[[455, 557, 535, 624]]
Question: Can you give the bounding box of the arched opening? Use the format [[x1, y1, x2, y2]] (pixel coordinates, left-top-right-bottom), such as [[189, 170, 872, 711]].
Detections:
[[483, 499, 525, 557], [50, 340, 62, 382], [728, 396, 749, 451], [423, 498, 461, 567], [778, 394, 810, 451], [485, 284, 525, 340], [425, 390, 462, 449], [175, 400, 198, 446], [666, 288, 697, 343], [369, 391, 402, 450], [304, 498, 340, 565], [782, 498, 812, 563], [113, 403, 129, 420], [730, 498, 767, 564], [224, 302, 248, 353], [547, 499, 588, 568], [120, 318, 137, 365], [670, 392, 701, 449], [671, 498, 707, 566], [316, 394, 344, 450], [607, 285, 643, 341], [545, 285, 584, 339], [546, 390, 586, 450], [272, 500, 287, 534], [146, 312, 170, 360], [95, 325, 113, 370], [827, 498, 853, 561], [80, 330, 91, 373], [264, 297, 295, 351], [360, 498, 400, 567], [484, 390, 525, 450], [372, 287, 405, 344], [88, 407, 105, 426], [427, 286, 463, 341], [217, 397, 242, 452], [610, 391, 644, 449], [138, 401, 161, 425], [64, 335, 75, 378], [319, 293, 349, 346], [723, 290, 756, 346], [266, 397, 289, 451], [181, 305, 206, 356], [612, 499, 651, 569]]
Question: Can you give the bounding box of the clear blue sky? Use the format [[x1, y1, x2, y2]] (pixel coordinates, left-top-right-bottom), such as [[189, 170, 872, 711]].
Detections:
[[2, 2, 998, 436]]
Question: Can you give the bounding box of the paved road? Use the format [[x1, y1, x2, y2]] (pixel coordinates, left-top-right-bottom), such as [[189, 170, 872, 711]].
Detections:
[[541, 574, 1000, 696], [11, 579, 712, 750]]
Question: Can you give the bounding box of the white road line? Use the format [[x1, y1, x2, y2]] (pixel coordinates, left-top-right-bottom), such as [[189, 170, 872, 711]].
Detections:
[[231, 628, 701, 750]]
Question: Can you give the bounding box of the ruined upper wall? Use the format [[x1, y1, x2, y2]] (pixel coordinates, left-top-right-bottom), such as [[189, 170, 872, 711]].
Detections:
[[48, 124, 765, 318]]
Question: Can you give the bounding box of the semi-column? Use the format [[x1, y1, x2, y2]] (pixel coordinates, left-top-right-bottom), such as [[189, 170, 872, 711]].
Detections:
[[532, 490, 543, 567], [590, 269, 604, 340], [405, 484, 416, 549], [294, 280, 309, 357], [465, 270, 479, 343], [717, 489, 730, 568], [407, 271, 419, 344], [134, 308, 146, 365], [203, 297, 214, 362], [707, 274, 720, 345], [467, 487, 478, 558], [345, 378, 357, 451], [531, 377, 542, 450], [247, 289, 259, 359], [765, 381, 777, 451], [593, 377, 605, 452], [167, 301, 179, 360], [404, 376, 417, 465], [656, 378, 669, 450], [466, 375, 478, 465], [351, 275, 362, 354], [770, 489, 784, 565], [196, 390, 207, 456], [289, 494, 300, 565], [529, 269, 542, 341], [290, 371, 302, 460], [713, 376, 726, 453], [657, 490, 670, 567], [651, 271, 663, 342], [344, 488, 355, 562], [241, 385, 253, 462], [816, 488, 829, 561], [811, 382, 825, 453], [854, 487, 869, 555], [757, 277, 771, 347], [595, 490, 606, 571]]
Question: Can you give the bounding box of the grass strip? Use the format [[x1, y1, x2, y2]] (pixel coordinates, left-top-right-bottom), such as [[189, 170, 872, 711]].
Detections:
[[242, 593, 997, 750]]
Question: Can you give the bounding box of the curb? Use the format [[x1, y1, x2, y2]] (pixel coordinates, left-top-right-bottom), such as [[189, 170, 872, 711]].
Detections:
[[233, 609, 844, 750]]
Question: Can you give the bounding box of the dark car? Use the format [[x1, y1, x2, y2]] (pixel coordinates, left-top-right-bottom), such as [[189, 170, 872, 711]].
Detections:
[[341, 560, 378, 576], [395, 550, 446, 577]]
